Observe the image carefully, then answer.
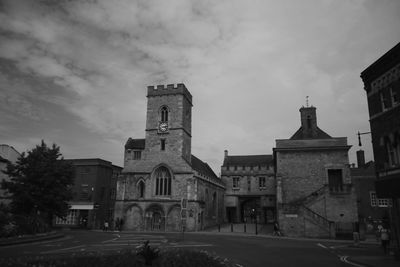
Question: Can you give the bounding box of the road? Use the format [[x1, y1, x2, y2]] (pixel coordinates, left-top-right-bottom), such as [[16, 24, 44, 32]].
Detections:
[[0, 230, 377, 267]]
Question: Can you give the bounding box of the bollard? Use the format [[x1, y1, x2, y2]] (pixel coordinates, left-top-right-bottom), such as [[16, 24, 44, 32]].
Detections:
[[231, 223, 233, 232], [244, 223, 246, 233], [218, 224, 220, 232], [255, 220, 258, 235]]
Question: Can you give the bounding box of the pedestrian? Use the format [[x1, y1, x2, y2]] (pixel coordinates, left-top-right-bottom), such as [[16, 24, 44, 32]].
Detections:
[[380, 226, 390, 255], [115, 218, 120, 232], [104, 221, 109, 232], [119, 218, 124, 231], [273, 221, 281, 236]]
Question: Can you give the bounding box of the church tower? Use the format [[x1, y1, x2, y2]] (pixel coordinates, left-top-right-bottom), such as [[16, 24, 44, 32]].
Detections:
[[145, 84, 192, 163]]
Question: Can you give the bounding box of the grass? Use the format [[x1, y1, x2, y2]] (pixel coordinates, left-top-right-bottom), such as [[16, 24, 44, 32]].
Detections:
[[0, 244, 240, 267]]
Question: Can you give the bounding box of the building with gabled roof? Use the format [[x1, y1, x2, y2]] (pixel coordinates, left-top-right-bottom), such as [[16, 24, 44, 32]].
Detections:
[[114, 84, 225, 231], [274, 106, 358, 238]]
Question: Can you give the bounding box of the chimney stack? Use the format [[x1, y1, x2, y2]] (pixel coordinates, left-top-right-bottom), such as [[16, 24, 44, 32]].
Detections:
[[357, 149, 365, 167], [224, 150, 228, 158]]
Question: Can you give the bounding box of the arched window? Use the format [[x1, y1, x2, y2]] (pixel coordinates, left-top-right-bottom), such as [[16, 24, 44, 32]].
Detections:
[[160, 106, 168, 122], [138, 180, 145, 198], [155, 166, 171, 196]]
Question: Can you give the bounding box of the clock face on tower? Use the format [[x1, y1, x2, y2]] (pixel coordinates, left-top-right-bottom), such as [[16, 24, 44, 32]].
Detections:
[[158, 122, 168, 133]]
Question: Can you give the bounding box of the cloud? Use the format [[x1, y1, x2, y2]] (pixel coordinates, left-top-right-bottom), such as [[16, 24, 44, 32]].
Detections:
[[0, 0, 399, 173]]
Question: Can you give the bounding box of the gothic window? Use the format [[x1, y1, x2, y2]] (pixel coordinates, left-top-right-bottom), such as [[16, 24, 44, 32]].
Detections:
[[160, 106, 169, 122], [155, 167, 171, 196], [385, 136, 399, 167], [138, 180, 145, 198], [161, 139, 166, 151]]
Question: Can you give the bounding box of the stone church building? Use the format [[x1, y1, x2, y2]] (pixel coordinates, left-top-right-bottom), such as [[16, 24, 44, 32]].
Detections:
[[114, 84, 225, 232]]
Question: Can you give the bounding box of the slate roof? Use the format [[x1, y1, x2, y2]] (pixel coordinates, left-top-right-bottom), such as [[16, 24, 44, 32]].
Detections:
[[125, 138, 145, 150], [222, 155, 273, 167], [290, 126, 332, 140], [191, 155, 219, 180]]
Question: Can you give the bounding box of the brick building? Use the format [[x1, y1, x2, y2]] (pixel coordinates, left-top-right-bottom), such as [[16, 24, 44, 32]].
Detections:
[[54, 158, 122, 229], [0, 144, 20, 205], [221, 151, 275, 224], [350, 153, 390, 240], [114, 84, 225, 232], [274, 106, 358, 238], [360, 42, 400, 249]]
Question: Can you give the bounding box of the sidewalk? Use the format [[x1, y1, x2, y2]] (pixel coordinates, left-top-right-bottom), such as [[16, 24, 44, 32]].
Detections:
[[344, 243, 400, 267], [0, 231, 64, 246]]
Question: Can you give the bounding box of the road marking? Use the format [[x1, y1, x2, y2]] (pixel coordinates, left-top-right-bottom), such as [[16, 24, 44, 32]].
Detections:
[[317, 243, 327, 249], [340, 256, 366, 267], [165, 244, 213, 248], [41, 245, 86, 254]]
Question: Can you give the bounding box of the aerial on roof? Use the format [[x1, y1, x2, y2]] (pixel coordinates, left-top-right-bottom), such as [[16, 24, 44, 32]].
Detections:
[[223, 155, 273, 167], [125, 138, 145, 150]]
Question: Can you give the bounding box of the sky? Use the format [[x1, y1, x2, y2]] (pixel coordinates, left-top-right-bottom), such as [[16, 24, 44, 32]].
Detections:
[[1, 0, 400, 175]]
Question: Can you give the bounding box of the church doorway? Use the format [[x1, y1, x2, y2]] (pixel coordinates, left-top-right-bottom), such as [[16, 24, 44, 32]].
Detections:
[[145, 204, 165, 231]]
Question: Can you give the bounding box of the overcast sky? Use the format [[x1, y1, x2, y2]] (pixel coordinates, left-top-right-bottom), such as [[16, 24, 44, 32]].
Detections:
[[1, 0, 399, 174]]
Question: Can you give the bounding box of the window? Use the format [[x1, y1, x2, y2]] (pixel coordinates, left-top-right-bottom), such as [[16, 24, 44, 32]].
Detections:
[[160, 106, 168, 122], [386, 138, 399, 167], [370, 191, 377, 206], [100, 187, 105, 200], [138, 180, 145, 198], [55, 210, 79, 225], [370, 192, 392, 207], [161, 139, 166, 151], [234, 165, 237, 171], [307, 115, 312, 129], [328, 169, 343, 192], [133, 151, 141, 160], [212, 192, 217, 215], [247, 179, 251, 191], [232, 177, 240, 190], [380, 91, 390, 111], [242, 165, 245, 170], [109, 188, 116, 199], [155, 167, 171, 196], [259, 177, 266, 190], [391, 88, 398, 105], [80, 184, 90, 200]]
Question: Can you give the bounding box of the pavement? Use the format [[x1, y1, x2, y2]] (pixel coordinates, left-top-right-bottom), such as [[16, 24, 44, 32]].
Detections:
[[0, 229, 399, 267]]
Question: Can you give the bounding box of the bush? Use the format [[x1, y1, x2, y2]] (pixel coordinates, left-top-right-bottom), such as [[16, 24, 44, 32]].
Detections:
[[0, 243, 238, 267]]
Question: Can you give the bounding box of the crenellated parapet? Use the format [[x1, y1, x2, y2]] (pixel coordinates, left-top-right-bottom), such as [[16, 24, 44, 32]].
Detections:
[[147, 83, 192, 104]]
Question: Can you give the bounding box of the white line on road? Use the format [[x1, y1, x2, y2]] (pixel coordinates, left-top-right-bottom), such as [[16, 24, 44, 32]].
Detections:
[[41, 245, 86, 254], [317, 243, 327, 249], [165, 244, 213, 248], [340, 256, 366, 267]]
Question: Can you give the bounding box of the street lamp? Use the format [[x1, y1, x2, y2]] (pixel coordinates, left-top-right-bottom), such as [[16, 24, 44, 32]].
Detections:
[[357, 131, 371, 147]]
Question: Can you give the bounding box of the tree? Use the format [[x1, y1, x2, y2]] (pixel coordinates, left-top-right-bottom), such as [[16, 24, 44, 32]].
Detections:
[[1, 140, 74, 230]]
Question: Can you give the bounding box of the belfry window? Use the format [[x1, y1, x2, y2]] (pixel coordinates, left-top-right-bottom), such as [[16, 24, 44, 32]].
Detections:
[[160, 106, 168, 122], [155, 166, 171, 196], [138, 180, 145, 198]]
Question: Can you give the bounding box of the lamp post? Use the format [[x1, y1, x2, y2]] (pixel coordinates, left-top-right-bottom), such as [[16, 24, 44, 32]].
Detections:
[[357, 131, 371, 147]]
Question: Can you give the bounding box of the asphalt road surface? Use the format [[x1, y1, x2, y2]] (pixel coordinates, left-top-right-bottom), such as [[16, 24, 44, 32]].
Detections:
[[0, 230, 372, 267]]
